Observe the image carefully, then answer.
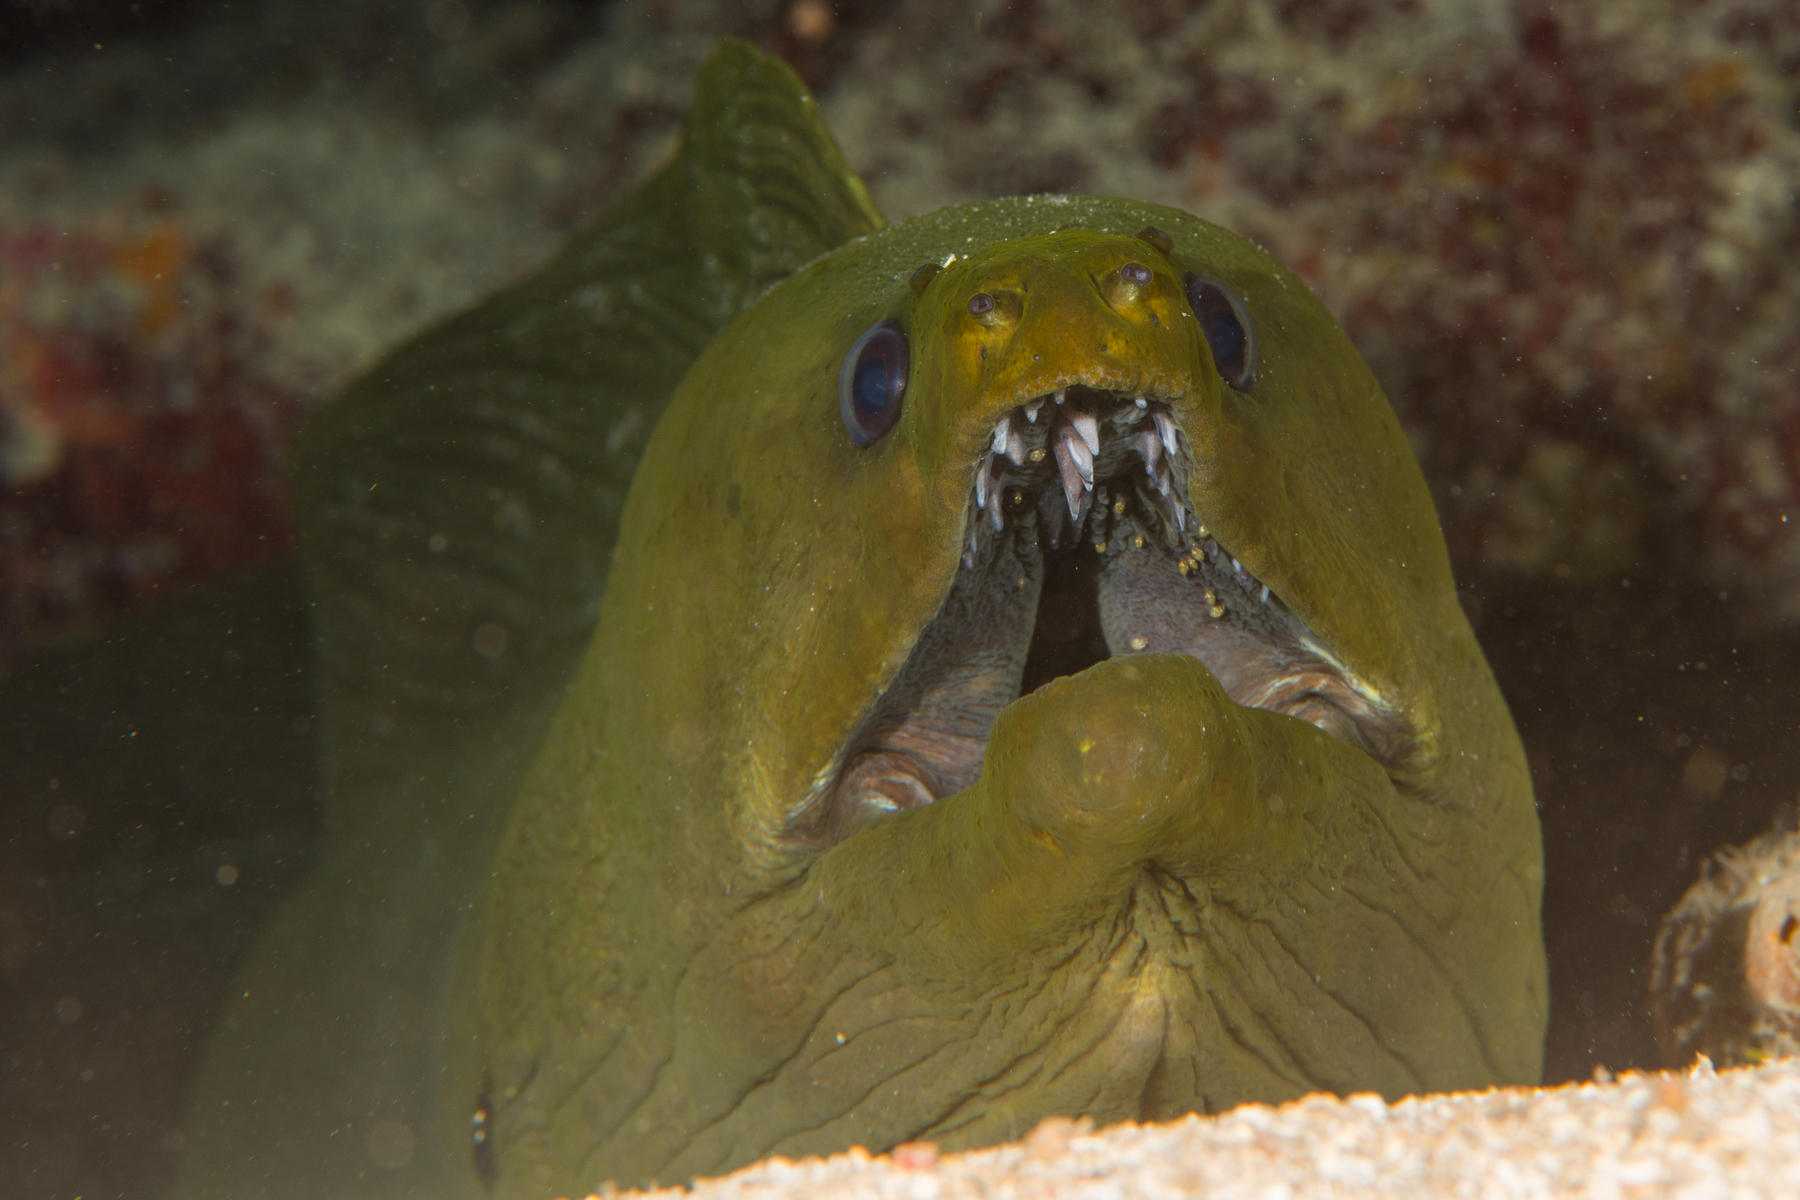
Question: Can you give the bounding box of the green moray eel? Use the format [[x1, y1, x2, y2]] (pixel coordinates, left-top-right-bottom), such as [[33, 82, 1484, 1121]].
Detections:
[[177, 40, 1545, 1200]]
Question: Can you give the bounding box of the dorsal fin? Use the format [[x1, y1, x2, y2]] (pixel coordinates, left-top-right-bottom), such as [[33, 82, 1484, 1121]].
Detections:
[[178, 41, 882, 1200], [291, 37, 883, 812]]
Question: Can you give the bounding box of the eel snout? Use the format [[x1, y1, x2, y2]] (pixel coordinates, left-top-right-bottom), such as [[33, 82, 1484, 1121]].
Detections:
[[798, 381, 1413, 845]]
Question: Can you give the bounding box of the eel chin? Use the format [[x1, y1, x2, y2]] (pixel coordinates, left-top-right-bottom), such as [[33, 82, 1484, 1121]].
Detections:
[[799, 383, 1415, 844]]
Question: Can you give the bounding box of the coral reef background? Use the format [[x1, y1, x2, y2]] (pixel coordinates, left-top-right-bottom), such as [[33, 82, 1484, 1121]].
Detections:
[[7, 0, 1800, 650], [3, 1, 1799, 1197]]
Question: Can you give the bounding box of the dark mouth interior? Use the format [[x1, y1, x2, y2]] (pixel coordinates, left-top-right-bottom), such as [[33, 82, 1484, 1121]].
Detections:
[[1020, 546, 1110, 696], [794, 385, 1413, 844]]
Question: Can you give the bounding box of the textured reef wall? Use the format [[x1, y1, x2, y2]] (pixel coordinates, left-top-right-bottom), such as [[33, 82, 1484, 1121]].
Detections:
[[0, 222, 299, 634], [6, 0, 1800, 654], [5, 0, 1800, 653]]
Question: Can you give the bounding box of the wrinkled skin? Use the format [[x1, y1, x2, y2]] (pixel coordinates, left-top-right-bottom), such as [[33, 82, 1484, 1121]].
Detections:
[[176, 41, 883, 1200], [474, 55, 1544, 1200], [177, 41, 1544, 1200]]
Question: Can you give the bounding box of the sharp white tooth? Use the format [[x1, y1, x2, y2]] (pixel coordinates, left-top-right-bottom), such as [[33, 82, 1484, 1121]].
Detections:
[[1052, 436, 1086, 519], [1059, 424, 1094, 483], [1233, 558, 1245, 576], [1260, 584, 1270, 604], [1153, 410, 1178, 459], [986, 481, 1004, 531], [1004, 425, 1027, 466], [962, 548, 975, 569], [990, 420, 1009, 457], [1135, 397, 1148, 410], [1053, 388, 1066, 405], [1071, 412, 1100, 457], [1175, 506, 1186, 532], [1025, 400, 1043, 423], [1136, 429, 1162, 475], [1155, 460, 1172, 496]]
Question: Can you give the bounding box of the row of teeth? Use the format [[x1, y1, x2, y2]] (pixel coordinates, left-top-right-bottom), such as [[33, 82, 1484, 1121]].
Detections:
[[966, 389, 1187, 563]]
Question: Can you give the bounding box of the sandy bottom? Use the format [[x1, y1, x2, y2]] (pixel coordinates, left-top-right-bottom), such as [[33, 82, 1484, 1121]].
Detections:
[[618, 1059, 1800, 1200]]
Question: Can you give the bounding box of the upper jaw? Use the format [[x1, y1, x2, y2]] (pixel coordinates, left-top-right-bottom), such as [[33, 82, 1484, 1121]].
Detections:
[[964, 383, 1192, 568], [960, 382, 1411, 752]]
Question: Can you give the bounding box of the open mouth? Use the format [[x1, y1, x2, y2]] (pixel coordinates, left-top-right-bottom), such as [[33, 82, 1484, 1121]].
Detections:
[[797, 384, 1412, 844]]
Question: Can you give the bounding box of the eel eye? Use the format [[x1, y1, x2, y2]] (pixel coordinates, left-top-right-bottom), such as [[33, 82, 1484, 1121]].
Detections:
[[839, 321, 909, 446], [1185, 274, 1257, 392], [967, 292, 995, 315], [1120, 262, 1152, 286]]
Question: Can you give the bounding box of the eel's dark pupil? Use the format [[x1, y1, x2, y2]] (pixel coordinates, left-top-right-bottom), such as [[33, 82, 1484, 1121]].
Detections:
[[968, 292, 994, 315], [1208, 309, 1244, 368], [853, 357, 889, 417]]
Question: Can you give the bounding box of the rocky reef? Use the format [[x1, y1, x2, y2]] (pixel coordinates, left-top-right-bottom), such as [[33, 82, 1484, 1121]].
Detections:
[[6, 0, 1800, 650]]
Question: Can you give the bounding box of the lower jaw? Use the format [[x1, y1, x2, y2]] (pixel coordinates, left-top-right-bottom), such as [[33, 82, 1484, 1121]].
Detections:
[[814, 403, 1403, 839]]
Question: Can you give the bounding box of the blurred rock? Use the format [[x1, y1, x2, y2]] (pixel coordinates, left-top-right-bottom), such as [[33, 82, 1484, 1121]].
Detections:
[[1652, 810, 1800, 1067]]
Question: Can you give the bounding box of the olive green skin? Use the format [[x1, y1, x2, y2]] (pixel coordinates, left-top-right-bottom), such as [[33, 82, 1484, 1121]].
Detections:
[[176, 42, 884, 1200], [176, 40, 1544, 1200], [473, 136, 1546, 1200]]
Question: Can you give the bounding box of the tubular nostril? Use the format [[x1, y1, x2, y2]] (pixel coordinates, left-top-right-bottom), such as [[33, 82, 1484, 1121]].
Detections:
[[968, 292, 995, 316], [1101, 262, 1154, 311]]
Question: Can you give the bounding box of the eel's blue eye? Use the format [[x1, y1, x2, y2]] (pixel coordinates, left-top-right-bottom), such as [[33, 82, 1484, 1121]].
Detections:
[[839, 321, 909, 446], [1185, 274, 1257, 392]]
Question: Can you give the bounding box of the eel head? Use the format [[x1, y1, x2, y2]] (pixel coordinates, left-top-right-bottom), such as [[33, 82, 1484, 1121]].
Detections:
[[803, 230, 1421, 845], [474, 206, 1546, 1197]]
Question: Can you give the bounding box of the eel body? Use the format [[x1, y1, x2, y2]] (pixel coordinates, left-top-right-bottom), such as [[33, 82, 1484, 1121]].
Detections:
[[177, 40, 1545, 1200]]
